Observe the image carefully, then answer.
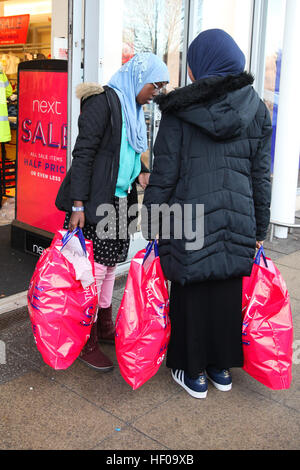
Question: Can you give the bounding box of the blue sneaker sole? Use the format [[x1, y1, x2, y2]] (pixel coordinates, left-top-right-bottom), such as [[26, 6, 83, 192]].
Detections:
[[172, 370, 207, 399]]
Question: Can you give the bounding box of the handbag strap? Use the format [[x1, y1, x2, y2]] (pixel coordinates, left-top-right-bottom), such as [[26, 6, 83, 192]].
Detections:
[[61, 227, 87, 256]]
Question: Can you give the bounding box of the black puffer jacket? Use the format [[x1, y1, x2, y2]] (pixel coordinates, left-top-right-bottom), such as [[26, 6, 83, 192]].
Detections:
[[142, 73, 272, 285]]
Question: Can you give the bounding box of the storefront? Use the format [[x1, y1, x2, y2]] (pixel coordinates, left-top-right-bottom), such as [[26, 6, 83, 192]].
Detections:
[[0, 0, 298, 301]]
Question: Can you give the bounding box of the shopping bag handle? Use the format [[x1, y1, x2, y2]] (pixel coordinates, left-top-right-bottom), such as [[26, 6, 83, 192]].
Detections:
[[254, 245, 268, 267], [61, 227, 87, 256], [143, 240, 159, 264]]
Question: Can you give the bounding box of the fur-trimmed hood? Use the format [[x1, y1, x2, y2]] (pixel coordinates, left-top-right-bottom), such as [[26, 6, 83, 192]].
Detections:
[[76, 82, 105, 101], [155, 72, 260, 140], [155, 72, 254, 112]]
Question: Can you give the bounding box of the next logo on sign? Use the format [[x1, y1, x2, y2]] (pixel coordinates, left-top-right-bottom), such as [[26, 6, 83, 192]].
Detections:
[[33, 100, 62, 115]]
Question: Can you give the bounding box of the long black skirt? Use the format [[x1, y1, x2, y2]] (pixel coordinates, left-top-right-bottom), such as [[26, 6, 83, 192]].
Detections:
[[166, 278, 244, 378]]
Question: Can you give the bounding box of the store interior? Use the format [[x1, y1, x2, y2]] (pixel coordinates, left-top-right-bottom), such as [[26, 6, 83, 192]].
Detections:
[[0, 0, 52, 226], [0, 0, 54, 297], [0, 0, 52, 227], [1, 0, 155, 228]]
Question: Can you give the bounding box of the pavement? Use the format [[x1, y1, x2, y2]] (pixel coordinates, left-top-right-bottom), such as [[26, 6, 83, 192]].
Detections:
[[0, 227, 300, 451]]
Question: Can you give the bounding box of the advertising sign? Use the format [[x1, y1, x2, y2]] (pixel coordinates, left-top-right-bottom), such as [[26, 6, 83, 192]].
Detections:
[[0, 14, 30, 45], [17, 63, 68, 234]]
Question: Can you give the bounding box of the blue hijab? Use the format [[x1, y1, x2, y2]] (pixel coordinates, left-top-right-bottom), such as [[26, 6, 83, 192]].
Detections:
[[187, 29, 245, 80], [108, 53, 169, 154]]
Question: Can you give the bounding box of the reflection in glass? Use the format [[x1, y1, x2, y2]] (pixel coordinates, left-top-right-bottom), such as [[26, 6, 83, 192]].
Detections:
[[192, 0, 253, 69], [121, 0, 185, 170], [263, 0, 286, 172]]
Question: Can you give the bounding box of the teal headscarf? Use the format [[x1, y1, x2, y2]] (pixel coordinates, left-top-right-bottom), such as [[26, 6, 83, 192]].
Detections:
[[108, 53, 169, 154]]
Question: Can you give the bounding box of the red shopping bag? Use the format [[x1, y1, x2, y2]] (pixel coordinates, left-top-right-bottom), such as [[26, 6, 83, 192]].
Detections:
[[242, 247, 293, 390], [28, 228, 98, 370], [115, 241, 171, 390]]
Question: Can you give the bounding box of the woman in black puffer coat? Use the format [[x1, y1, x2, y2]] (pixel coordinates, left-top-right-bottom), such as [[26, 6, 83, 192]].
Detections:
[[142, 30, 272, 399]]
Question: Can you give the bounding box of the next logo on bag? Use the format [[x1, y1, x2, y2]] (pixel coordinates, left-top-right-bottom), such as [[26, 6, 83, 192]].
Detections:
[[145, 277, 169, 320], [156, 342, 169, 365], [80, 305, 95, 327]]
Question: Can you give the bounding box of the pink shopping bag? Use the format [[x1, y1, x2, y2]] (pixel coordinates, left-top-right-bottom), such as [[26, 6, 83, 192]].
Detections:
[[242, 247, 293, 390], [28, 228, 98, 370], [115, 241, 171, 390]]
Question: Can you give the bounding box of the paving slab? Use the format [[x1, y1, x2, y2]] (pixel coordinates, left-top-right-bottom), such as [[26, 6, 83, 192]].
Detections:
[[273, 263, 300, 301], [0, 371, 123, 450], [274, 251, 300, 270], [264, 248, 286, 261], [291, 297, 300, 317], [40, 349, 181, 424], [0, 318, 45, 377], [1, 232, 300, 450], [264, 228, 300, 255], [94, 426, 168, 450], [0, 348, 41, 385], [131, 385, 300, 450]]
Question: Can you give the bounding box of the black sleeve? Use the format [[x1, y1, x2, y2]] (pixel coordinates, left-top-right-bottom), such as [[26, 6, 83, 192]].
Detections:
[[143, 113, 182, 204], [251, 103, 273, 240], [142, 113, 182, 239], [70, 93, 110, 202]]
